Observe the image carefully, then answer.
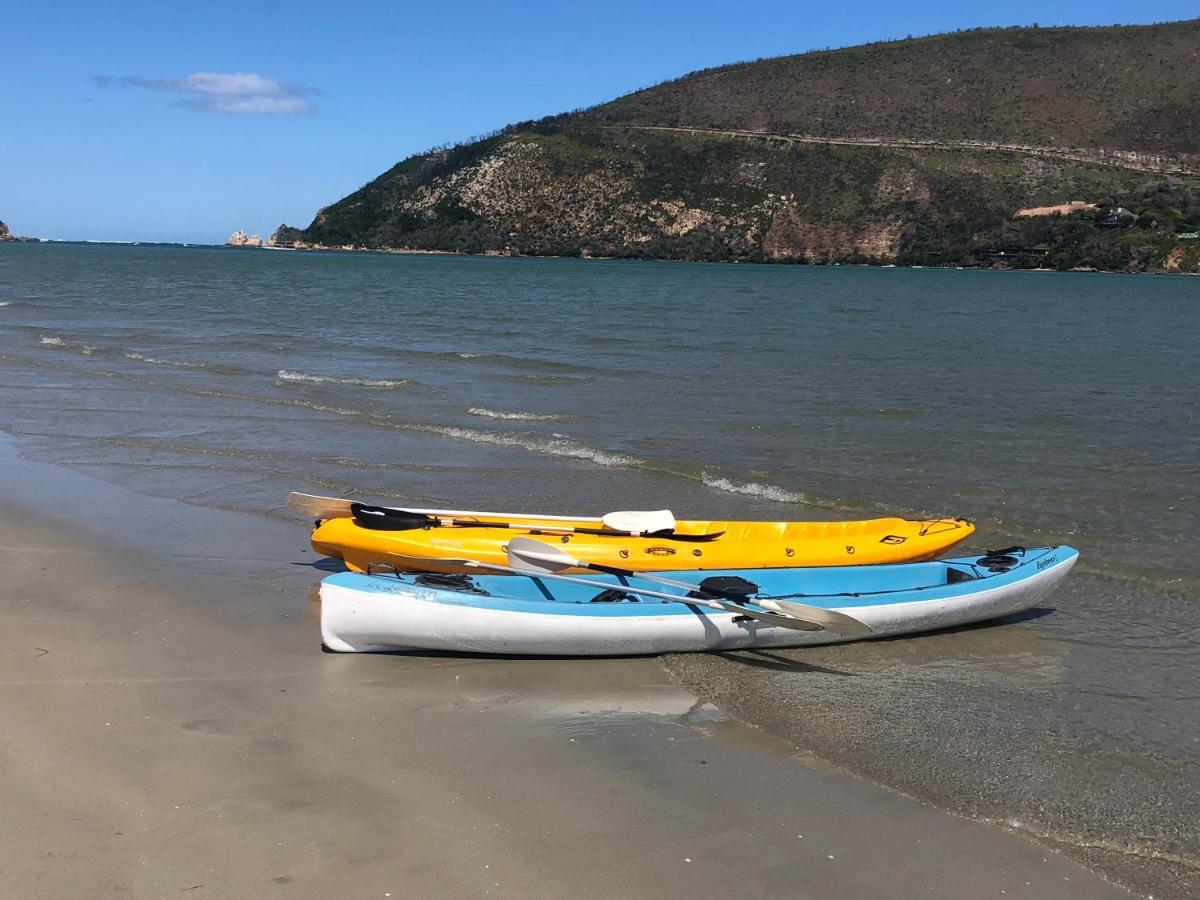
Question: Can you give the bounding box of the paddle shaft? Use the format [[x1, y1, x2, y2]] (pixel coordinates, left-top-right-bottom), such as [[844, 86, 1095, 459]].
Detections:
[[393, 515, 689, 540], [290, 492, 714, 539], [348, 502, 719, 541], [505, 538, 873, 637], [439, 558, 822, 632], [597, 565, 872, 637]]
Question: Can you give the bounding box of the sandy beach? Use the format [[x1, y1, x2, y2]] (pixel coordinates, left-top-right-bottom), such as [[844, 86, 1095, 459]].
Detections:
[[0, 439, 1138, 898]]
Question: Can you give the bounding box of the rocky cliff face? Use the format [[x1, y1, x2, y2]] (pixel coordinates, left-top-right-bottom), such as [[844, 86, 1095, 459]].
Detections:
[[0, 219, 40, 242]]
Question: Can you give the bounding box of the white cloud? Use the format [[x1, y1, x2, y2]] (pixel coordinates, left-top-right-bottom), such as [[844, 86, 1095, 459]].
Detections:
[[180, 94, 311, 114], [93, 71, 319, 115], [180, 72, 286, 96]]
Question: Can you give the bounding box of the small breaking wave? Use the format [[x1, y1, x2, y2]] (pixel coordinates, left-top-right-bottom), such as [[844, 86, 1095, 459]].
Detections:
[[700, 472, 808, 503], [467, 406, 572, 422], [423, 425, 640, 467], [33, 340, 243, 372], [122, 351, 236, 372], [277, 369, 409, 389], [0, 301, 14, 308], [501, 373, 587, 384], [419, 349, 609, 375], [37, 335, 100, 355]]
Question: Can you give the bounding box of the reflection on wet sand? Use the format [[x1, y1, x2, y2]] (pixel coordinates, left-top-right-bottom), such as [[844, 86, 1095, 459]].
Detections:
[[665, 574, 1199, 898]]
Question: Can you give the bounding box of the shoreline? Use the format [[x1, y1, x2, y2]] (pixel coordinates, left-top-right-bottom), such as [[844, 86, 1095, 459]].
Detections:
[[249, 241, 1200, 276], [8, 240, 1197, 276], [0, 437, 1136, 898]]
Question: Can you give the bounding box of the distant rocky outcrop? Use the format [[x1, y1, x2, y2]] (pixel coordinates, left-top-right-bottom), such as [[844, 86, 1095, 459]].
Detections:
[[267, 224, 306, 248], [0, 219, 41, 242], [225, 229, 263, 248]]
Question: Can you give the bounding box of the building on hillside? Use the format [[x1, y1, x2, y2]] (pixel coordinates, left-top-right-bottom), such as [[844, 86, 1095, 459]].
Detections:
[[1096, 207, 1137, 228]]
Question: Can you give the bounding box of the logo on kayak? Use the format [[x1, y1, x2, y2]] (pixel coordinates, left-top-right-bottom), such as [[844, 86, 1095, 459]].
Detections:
[[879, 535, 907, 545], [846, 546, 856, 555], [645, 546, 676, 557], [1036, 555, 1059, 570]]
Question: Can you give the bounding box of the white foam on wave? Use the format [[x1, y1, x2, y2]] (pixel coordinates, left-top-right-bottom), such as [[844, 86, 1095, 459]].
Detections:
[[38, 335, 97, 356], [456, 352, 481, 359], [125, 351, 206, 369], [277, 369, 409, 388], [700, 472, 808, 503], [306, 402, 363, 417], [123, 352, 244, 374], [426, 425, 639, 467], [0, 301, 13, 307], [467, 406, 570, 422]]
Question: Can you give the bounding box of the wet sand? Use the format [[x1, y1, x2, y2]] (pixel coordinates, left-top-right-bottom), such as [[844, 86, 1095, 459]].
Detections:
[[664, 577, 1200, 899], [0, 443, 1136, 898]]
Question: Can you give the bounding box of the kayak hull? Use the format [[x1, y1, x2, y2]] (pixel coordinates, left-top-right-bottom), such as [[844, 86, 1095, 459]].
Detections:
[[310, 513, 975, 574], [319, 547, 1077, 656]]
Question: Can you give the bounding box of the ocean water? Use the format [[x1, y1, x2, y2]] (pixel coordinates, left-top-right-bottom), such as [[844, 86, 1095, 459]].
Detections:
[[1, 244, 1196, 576], [1, 243, 1197, 892]]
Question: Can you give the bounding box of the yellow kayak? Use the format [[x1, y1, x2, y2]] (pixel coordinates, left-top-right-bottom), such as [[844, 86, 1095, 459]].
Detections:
[[304, 500, 975, 574]]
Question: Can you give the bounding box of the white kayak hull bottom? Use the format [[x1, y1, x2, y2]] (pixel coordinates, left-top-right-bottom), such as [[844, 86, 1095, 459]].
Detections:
[[319, 556, 1077, 656]]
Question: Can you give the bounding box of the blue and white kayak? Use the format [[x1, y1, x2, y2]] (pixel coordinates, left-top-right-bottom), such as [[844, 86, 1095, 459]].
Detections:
[[319, 546, 1078, 656]]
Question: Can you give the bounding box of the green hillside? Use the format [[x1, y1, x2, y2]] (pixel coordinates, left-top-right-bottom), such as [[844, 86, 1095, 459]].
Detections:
[[278, 21, 1200, 273], [594, 21, 1200, 153]]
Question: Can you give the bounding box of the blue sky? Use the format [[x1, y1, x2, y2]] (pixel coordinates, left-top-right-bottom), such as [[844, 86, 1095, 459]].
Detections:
[[1, 1, 1195, 243]]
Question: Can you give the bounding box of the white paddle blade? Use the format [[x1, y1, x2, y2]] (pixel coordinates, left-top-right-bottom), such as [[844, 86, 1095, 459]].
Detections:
[[770, 601, 873, 638], [506, 537, 581, 574], [600, 509, 676, 535]]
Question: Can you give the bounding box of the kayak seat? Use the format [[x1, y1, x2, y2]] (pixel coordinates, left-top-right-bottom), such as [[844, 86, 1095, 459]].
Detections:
[[591, 589, 638, 603], [413, 573, 490, 595], [688, 575, 759, 600]]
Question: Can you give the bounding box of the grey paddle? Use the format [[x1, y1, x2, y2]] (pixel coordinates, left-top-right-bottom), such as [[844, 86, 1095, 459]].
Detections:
[[506, 537, 874, 638], [387, 554, 824, 632], [287, 491, 679, 535]]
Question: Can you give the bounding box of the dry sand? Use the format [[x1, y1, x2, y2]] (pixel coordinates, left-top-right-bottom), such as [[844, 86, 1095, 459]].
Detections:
[[0, 443, 1133, 898]]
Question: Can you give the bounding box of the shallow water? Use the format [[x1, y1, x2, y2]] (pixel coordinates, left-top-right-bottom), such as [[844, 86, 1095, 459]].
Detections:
[[0, 242, 1197, 894]]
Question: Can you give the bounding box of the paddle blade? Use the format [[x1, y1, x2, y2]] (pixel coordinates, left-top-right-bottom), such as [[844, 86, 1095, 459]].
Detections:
[[600, 509, 676, 535], [506, 537, 581, 574], [742, 610, 824, 632], [288, 492, 353, 519], [772, 601, 873, 638]]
